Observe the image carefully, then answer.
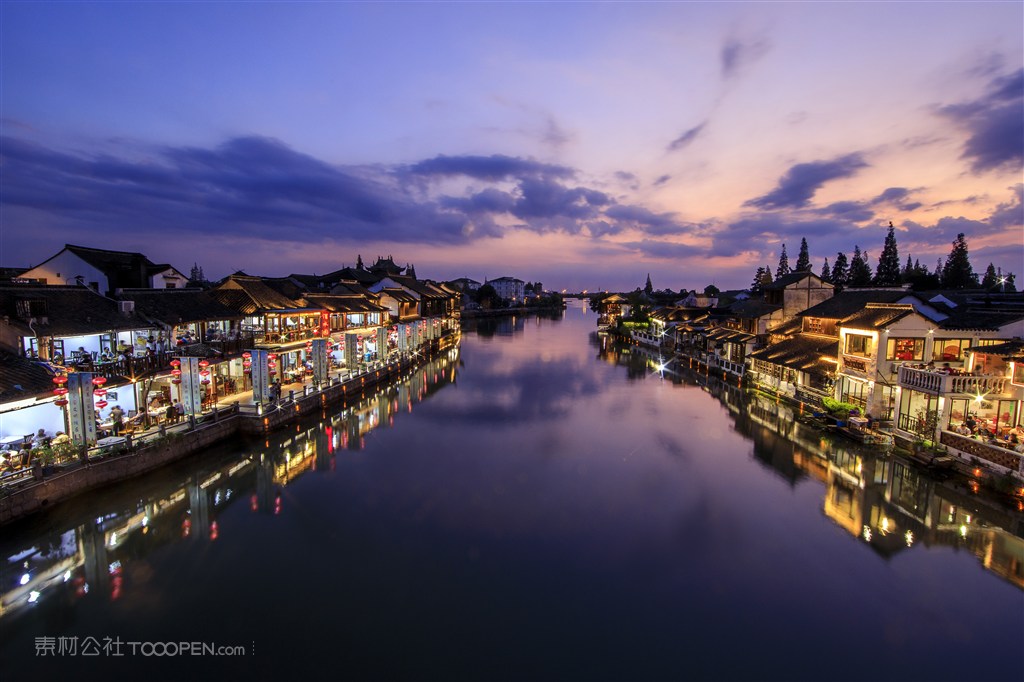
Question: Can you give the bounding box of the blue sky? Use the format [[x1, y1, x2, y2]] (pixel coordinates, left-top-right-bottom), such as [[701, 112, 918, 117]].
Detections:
[[1, 1, 1021, 291]]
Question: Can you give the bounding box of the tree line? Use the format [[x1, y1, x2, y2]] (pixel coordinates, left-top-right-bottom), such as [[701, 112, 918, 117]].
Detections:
[[750, 226, 1017, 293]]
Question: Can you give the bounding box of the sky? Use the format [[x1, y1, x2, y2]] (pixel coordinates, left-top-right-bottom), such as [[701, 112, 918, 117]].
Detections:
[[1, 2, 1021, 292]]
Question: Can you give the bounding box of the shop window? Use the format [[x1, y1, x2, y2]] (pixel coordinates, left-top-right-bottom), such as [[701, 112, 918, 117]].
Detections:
[[845, 334, 871, 356], [886, 337, 924, 361], [931, 338, 970, 362]]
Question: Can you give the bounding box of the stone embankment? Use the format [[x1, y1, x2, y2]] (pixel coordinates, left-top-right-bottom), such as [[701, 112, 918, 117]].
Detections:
[[0, 337, 457, 525]]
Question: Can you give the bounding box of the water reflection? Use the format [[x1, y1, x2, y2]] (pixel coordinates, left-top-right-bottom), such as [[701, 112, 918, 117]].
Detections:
[[594, 331, 1024, 589], [1, 307, 1021, 681], [0, 346, 462, 626]]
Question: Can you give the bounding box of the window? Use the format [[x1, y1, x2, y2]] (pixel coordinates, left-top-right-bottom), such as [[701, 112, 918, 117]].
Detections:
[[932, 338, 970, 362], [845, 334, 871, 356], [887, 337, 924, 361]]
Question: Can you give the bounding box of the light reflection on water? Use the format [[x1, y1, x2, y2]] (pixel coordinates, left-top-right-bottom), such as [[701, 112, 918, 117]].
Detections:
[[0, 302, 1021, 682]]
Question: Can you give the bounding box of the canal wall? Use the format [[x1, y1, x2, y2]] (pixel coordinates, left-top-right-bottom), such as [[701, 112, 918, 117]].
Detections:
[[0, 416, 239, 525], [0, 337, 457, 525]]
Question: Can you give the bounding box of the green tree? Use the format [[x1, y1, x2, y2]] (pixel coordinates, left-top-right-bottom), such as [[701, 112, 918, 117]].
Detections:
[[940, 233, 978, 289], [831, 252, 849, 289], [750, 266, 766, 292], [1004, 273, 1017, 292], [820, 258, 831, 282], [474, 283, 500, 309], [873, 222, 902, 286], [901, 255, 914, 283], [704, 284, 720, 297], [848, 246, 872, 286], [775, 244, 790, 279], [794, 238, 811, 272], [980, 263, 999, 289], [644, 274, 653, 296]]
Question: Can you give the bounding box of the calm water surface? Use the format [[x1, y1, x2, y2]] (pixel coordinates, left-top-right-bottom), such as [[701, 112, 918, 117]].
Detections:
[[2, 301, 1022, 681]]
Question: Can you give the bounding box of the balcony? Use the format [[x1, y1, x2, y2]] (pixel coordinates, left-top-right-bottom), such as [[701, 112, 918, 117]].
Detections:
[[897, 366, 1008, 396], [940, 431, 1023, 473]]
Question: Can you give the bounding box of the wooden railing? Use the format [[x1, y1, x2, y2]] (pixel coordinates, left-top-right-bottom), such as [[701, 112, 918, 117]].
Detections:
[[940, 431, 1024, 473]]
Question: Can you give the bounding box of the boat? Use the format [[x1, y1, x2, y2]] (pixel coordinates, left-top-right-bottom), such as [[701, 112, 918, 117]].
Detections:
[[836, 416, 894, 446]]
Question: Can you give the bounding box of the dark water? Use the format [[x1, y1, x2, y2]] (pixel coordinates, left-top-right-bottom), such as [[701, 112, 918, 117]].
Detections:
[[1, 301, 1022, 682]]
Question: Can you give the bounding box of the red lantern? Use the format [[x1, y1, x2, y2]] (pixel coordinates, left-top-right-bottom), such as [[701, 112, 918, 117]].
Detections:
[[93, 388, 107, 397], [55, 399, 69, 407], [52, 375, 68, 385], [268, 353, 277, 360], [171, 369, 182, 377], [53, 387, 69, 396], [198, 360, 210, 368], [172, 379, 182, 385], [95, 400, 108, 409], [170, 359, 181, 367], [242, 352, 252, 359], [92, 376, 107, 386], [201, 379, 211, 385]]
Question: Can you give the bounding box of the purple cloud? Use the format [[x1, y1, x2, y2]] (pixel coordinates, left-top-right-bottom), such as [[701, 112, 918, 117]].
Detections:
[[938, 68, 1023, 174], [667, 122, 707, 153], [744, 153, 869, 209]]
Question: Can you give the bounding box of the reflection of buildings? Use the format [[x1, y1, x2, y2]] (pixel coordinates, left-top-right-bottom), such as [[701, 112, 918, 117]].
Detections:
[[0, 344, 461, 622], [599, 333, 1024, 591]]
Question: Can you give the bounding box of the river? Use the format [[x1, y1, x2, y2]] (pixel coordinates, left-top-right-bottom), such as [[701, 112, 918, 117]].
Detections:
[[1, 299, 1021, 681]]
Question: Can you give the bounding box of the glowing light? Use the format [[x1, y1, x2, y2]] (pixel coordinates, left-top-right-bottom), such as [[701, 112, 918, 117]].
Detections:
[[28, 591, 40, 603], [959, 524, 968, 538], [904, 531, 914, 547]]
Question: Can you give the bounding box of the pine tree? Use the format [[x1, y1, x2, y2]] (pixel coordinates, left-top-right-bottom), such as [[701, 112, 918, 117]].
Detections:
[[902, 255, 914, 282], [189, 263, 205, 284], [356, 254, 365, 270], [981, 263, 999, 289], [795, 238, 811, 272], [820, 258, 831, 283], [775, 244, 790, 279], [644, 274, 653, 295], [831, 252, 849, 289], [751, 266, 766, 292], [762, 265, 773, 287], [1004, 273, 1017, 292], [873, 222, 901, 286], [848, 246, 872, 286], [941, 233, 977, 289]]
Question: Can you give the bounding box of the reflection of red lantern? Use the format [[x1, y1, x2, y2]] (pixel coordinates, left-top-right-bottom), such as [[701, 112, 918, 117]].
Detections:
[[95, 400, 108, 409], [55, 399, 68, 407], [92, 376, 107, 386]]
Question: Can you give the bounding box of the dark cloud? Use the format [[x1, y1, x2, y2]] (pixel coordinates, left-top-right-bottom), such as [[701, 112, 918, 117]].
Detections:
[[653, 174, 672, 187], [871, 187, 922, 212], [708, 215, 854, 258], [405, 154, 574, 181], [604, 205, 690, 237], [988, 184, 1023, 228], [744, 153, 869, 209], [938, 68, 1024, 174], [820, 201, 875, 223], [721, 35, 770, 80], [667, 121, 707, 153], [512, 178, 611, 226]]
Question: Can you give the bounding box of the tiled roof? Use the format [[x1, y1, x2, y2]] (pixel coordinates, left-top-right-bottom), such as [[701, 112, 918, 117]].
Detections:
[[0, 283, 140, 336], [767, 318, 803, 337], [839, 304, 915, 330], [939, 308, 1024, 331], [798, 289, 909, 320], [62, 244, 182, 290], [0, 351, 58, 402], [377, 287, 418, 303], [749, 334, 839, 374], [301, 294, 387, 313], [388, 275, 447, 299], [116, 288, 243, 326], [966, 339, 1024, 360], [763, 271, 826, 290], [727, 299, 781, 319], [706, 326, 757, 343], [209, 275, 303, 314]]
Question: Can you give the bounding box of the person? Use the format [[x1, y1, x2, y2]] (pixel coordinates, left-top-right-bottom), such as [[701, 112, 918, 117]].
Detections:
[[965, 414, 976, 432], [865, 413, 874, 429], [100, 348, 114, 362], [174, 399, 185, 422], [165, 402, 175, 424], [110, 405, 125, 436], [52, 431, 69, 444]]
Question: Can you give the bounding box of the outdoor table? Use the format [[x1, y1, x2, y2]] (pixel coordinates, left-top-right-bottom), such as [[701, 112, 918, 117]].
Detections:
[[96, 436, 126, 451], [0, 435, 28, 446]]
